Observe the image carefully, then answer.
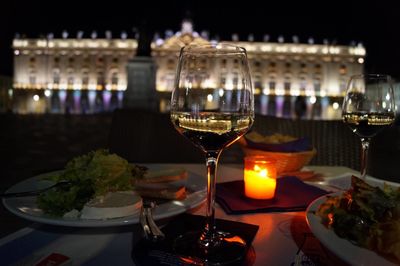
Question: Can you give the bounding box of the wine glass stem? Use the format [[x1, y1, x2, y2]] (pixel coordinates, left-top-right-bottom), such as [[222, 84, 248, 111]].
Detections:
[[200, 150, 221, 249], [360, 138, 370, 180]]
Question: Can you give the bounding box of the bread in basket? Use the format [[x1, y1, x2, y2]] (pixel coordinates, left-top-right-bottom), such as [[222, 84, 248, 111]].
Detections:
[[239, 132, 316, 173]]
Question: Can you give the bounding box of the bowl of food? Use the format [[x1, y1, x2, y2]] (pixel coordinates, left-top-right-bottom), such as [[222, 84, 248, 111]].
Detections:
[[239, 131, 316, 174]]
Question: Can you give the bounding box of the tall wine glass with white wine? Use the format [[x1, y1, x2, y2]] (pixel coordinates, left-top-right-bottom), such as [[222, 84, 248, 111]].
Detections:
[[342, 74, 396, 179], [170, 44, 254, 265]]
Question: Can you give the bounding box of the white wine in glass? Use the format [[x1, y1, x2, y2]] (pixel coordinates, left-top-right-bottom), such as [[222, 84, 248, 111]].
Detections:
[[170, 44, 254, 265], [342, 74, 396, 179]]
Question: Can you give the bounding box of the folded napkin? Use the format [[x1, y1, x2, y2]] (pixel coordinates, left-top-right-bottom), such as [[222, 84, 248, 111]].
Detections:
[[132, 213, 259, 265], [216, 176, 328, 214], [245, 136, 312, 152]]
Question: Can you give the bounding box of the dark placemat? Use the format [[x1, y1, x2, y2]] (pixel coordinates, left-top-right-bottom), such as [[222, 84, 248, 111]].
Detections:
[[132, 213, 259, 265], [216, 176, 328, 214]]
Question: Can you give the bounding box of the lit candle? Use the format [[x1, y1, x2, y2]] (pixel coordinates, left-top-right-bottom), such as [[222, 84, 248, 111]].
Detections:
[[244, 156, 277, 199]]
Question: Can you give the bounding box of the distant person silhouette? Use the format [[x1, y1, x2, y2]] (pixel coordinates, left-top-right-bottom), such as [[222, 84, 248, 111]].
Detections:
[[294, 96, 307, 119]]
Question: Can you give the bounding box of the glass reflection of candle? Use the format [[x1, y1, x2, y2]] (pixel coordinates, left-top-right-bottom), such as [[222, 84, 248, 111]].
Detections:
[[244, 156, 277, 199]]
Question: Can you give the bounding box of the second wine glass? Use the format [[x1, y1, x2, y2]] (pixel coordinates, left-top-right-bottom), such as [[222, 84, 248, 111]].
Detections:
[[170, 44, 254, 264], [342, 74, 396, 179]]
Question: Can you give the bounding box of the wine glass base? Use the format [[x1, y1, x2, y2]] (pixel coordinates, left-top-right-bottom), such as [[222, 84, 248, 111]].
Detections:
[[173, 230, 247, 265]]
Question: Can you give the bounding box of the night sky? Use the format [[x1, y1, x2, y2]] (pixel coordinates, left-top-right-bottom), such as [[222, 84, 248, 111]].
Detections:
[[1, 1, 399, 79]]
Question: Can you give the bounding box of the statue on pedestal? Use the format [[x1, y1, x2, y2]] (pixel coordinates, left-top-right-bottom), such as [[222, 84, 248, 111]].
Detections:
[[124, 20, 157, 110]]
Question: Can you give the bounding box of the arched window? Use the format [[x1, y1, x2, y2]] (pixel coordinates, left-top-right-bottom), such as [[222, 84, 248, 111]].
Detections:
[[300, 76, 307, 93], [97, 71, 105, 86], [67, 69, 74, 87]]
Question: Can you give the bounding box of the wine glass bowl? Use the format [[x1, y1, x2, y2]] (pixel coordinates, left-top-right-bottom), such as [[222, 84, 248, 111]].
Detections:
[[342, 74, 396, 179], [170, 44, 254, 264]]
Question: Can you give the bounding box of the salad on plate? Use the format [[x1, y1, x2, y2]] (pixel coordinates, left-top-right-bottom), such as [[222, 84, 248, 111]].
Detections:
[[316, 175, 400, 262]]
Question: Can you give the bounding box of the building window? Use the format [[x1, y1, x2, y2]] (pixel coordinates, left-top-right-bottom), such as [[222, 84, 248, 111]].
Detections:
[[340, 78, 347, 91], [84, 56, 90, 64], [254, 75, 262, 90], [269, 62, 276, 68], [254, 61, 261, 68], [165, 73, 175, 90], [29, 57, 36, 68], [53, 70, 60, 84], [315, 64, 321, 73], [269, 81, 276, 90], [54, 57, 60, 64], [97, 72, 104, 86], [97, 57, 104, 65], [82, 72, 89, 86], [221, 59, 227, 68], [111, 72, 118, 85], [314, 79, 321, 93], [233, 59, 239, 68], [200, 59, 207, 68], [232, 72, 238, 86], [339, 64, 347, 75], [68, 76, 74, 85], [284, 81, 291, 92], [29, 71, 36, 85], [300, 77, 307, 92], [220, 76, 226, 86], [167, 58, 175, 70]]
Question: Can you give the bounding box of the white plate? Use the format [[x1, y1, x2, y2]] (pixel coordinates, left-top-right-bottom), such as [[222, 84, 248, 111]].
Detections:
[[2, 168, 206, 227], [306, 177, 400, 266]]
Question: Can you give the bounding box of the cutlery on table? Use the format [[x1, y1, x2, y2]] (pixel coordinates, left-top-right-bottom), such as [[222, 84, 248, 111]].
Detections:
[[0, 181, 72, 198], [139, 197, 166, 242]]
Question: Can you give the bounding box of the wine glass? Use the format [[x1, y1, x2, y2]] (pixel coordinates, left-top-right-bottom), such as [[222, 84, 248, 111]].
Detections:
[[170, 44, 254, 264], [342, 74, 396, 179]]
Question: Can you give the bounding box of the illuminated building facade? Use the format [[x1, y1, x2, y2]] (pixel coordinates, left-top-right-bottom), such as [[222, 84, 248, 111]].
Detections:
[[12, 21, 365, 119]]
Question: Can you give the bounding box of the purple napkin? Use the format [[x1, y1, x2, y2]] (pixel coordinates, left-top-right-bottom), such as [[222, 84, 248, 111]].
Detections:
[[245, 136, 312, 152], [216, 176, 328, 214]]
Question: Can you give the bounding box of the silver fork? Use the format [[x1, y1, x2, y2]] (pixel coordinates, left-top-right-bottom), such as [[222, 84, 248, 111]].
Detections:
[[0, 180, 72, 198], [139, 198, 165, 242]]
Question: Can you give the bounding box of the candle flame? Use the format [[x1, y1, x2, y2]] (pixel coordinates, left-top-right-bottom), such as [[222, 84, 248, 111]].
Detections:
[[254, 164, 269, 178]]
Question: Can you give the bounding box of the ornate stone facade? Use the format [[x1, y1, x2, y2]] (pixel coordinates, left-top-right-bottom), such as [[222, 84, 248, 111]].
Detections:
[[12, 21, 365, 118]]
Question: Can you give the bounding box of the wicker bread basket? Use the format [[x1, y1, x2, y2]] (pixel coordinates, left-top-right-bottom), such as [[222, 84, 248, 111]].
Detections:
[[239, 137, 316, 173]]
